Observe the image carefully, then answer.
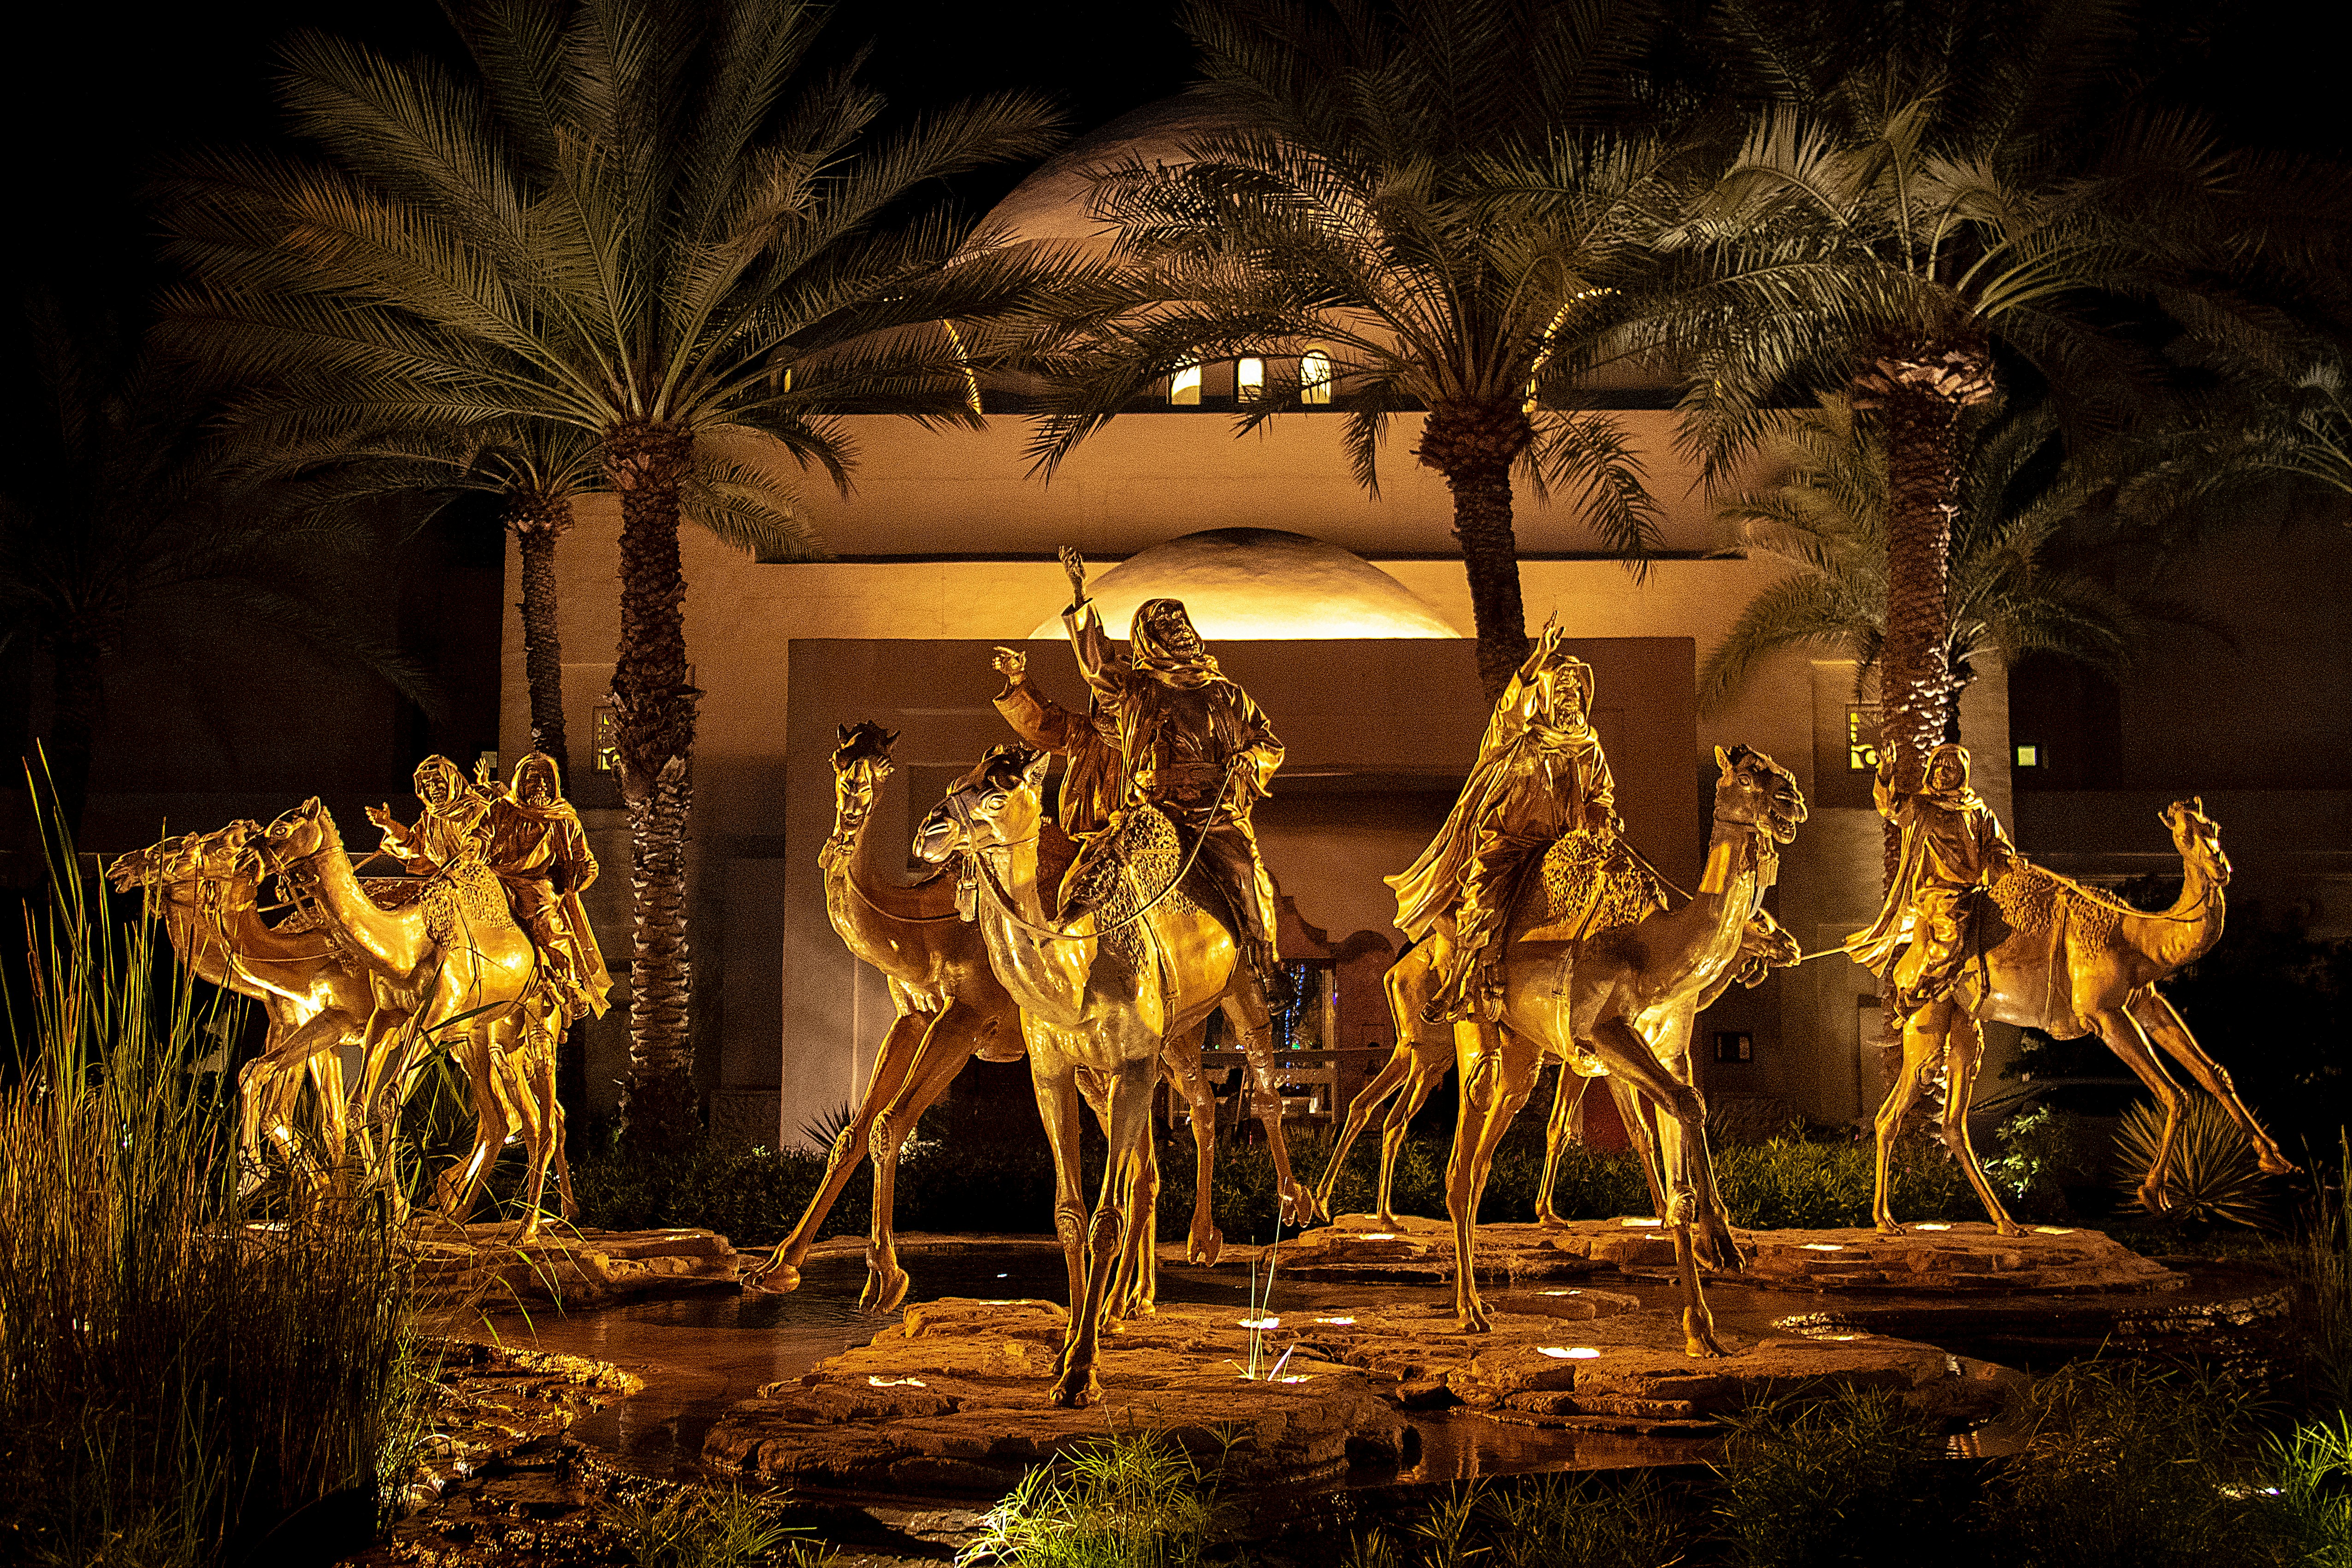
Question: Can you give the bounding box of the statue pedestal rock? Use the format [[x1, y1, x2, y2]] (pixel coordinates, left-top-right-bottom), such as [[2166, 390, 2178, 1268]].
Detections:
[[409, 1220, 740, 1309], [701, 1293, 2002, 1493]]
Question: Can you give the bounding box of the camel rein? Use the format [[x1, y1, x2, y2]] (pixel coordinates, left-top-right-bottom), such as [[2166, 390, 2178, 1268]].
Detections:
[[948, 759, 1246, 942]]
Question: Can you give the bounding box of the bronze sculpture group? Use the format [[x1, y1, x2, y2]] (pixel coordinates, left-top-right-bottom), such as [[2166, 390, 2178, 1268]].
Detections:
[[108, 753, 609, 1236], [121, 549, 2291, 1410]]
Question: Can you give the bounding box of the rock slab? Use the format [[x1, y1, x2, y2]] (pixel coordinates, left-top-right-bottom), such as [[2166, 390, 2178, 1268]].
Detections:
[[704, 1289, 2002, 1494], [1250, 1213, 2181, 1296], [410, 1221, 739, 1309]]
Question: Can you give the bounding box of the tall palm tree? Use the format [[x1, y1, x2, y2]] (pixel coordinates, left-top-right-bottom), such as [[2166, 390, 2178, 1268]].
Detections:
[[1665, 0, 2349, 786], [156, 0, 1069, 1153], [1032, 0, 1683, 700], [1699, 395, 2215, 721], [256, 421, 816, 784], [1, 296, 429, 835]]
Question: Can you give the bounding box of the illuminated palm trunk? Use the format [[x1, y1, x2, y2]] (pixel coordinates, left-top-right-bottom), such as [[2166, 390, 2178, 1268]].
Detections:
[[604, 419, 701, 1156], [1418, 400, 1536, 702], [508, 490, 574, 782]]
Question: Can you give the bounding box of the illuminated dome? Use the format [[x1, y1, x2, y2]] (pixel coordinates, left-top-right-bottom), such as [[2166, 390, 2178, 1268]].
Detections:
[[982, 97, 1246, 254], [1028, 529, 1462, 641]]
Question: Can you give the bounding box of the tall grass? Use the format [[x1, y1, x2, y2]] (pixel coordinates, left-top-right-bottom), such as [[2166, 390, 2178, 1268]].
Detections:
[[956, 1430, 1216, 1568], [0, 824, 420, 1565]]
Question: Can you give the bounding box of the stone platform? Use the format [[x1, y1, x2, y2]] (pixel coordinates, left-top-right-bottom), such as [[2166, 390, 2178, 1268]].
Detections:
[[410, 1221, 739, 1308], [1234, 1213, 2181, 1296], [702, 1290, 2003, 1494]]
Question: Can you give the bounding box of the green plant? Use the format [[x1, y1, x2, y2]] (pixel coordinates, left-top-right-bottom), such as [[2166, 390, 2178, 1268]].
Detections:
[[602, 1484, 807, 1568], [957, 1430, 1216, 1568], [1487, 1471, 1692, 1568], [1712, 1387, 1946, 1568], [1986, 1106, 2110, 1222], [2267, 1412, 2352, 1562], [2114, 1096, 2274, 1230], [0, 802, 415, 1566], [1981, 1359, 2273, 1567]]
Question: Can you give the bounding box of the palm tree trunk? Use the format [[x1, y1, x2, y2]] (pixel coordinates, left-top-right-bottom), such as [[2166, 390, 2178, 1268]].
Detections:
[[1418, 402, 1536, 702], [508, 491, 574, 783], [1855, 346, 1992, 1103], [604, 419, 701, 1157]]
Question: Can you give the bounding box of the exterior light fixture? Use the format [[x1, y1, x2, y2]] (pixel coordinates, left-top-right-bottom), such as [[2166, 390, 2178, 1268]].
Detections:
[[1537, 1347, 1603, 1359], [2014, 742, 2042, 768]]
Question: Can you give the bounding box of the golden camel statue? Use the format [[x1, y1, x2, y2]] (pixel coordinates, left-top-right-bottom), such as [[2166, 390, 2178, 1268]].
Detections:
[[108, 822, 412, 1192], [1436, 745, 1808, 1355], [746, 722, 1229, 1311], [253, 797, 572, 1232], [1316, 908, 1799, 1228], [917, 744, 1287, 1407], [1870, 796, 2293, 1233]]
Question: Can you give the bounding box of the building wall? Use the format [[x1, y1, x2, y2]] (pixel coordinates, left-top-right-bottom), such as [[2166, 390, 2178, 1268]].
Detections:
[[502, 449, 2012, 1141]]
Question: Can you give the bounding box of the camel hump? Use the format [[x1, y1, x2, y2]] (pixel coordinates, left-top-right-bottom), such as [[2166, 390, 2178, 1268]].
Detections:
[[1064, 804, 1206, 966], [1987, 860, 2126, 947], [1518, 828, 1670, 944]]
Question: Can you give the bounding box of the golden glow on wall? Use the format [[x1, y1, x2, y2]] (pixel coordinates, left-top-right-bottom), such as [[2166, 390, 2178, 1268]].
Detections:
[[1170, 360, 1203, 405], [1027, 527, 1461, 641], [1300, 349, 1334, 404]]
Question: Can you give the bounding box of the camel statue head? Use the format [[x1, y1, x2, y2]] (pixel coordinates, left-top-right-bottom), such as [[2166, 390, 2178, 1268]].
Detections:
[[256, 797, 336, 870], [1711, 745, 1808, 844], [107, 830, 201, 890], [913, 744, 1050, 866], [832, 721, 899, 802], [187, 821, 267, 886], [2163, 796, 2230, 887]]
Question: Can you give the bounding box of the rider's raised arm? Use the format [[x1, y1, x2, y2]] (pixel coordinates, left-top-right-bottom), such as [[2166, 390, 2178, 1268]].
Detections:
[[1062, 598, 1129, 722]]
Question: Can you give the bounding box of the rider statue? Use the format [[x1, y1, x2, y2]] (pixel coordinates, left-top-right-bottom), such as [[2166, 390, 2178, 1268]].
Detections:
[[1389, 623, 1625, 1024], [369, 755, 494, 879], [1847, 742, 2018, 1016], [989, 644, 1123, 839], [483, 752, 613, 1024], [1056, 547, 1292, 1007]]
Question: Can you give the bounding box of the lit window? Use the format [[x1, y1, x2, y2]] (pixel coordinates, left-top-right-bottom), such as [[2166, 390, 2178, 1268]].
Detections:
[[2015, 743, 2041, 768], [1846, 707, 1880, 771], [1169, 361, 1202, 406], [1300, 349, 1334, 405], [1236, 356, 1265, 402]]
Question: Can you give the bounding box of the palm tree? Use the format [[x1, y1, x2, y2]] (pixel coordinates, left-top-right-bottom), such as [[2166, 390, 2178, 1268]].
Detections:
[[1, 296, 429, 835], [257, 421, 816, 784], [1665, 0, 2350, 786], [1031, 0, 1683, 700], [156, 0, 1069, 1153], [1699, 394, 2213, 722]]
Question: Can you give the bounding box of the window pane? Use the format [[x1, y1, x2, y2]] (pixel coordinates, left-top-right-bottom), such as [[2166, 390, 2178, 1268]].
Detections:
[[1236, 356, 1265, 402], [1300, 349, 1333, 405], [1170, 361, 1202, 405]]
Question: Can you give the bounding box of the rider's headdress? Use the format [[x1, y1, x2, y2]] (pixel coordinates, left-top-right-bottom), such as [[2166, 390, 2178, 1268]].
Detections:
[[1129, 598, 1222, 688]]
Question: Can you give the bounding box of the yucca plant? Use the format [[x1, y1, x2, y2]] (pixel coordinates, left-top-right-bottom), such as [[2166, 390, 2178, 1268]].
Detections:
[[0, 790, 421, 1565], [2113, 1095, 2274, 1230]]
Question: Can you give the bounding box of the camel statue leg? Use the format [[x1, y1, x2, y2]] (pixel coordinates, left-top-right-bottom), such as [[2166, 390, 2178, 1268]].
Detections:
[[1871, 1001, 1957, 1235], [747, 1011, 930, 1291], [307, 1047, 350, 1197], [2089, 1004, 2190, 1213], [1376, 1055, 1448, 1228], [2128, 988, 2298, 1176], [1111, 1136, 1161, 1320], [857, 1002, 992, 1312], [1232, 989, 1323, 1226], [1054, 1054, 1157, 1409], [1609, 1076, 1671, 1220], [1032, 1056, 1092, 1313], [1536, 1065, 1592, 1228], [1318, 1041, 1414, 1220], [1158, 1026, 1225, 1264], [434, 1031, 509, 1227], [1642, 1009, 1742, 1271], [1445, 1018, 1540, 1333], [1934, 1011, 2024, 1234], [1584, 1014, 1729, 1358]]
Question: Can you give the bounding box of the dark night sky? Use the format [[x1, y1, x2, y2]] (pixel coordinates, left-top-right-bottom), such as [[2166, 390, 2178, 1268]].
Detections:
[[4, 0, 1191, 311], [6, 0, 2340, 320]]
